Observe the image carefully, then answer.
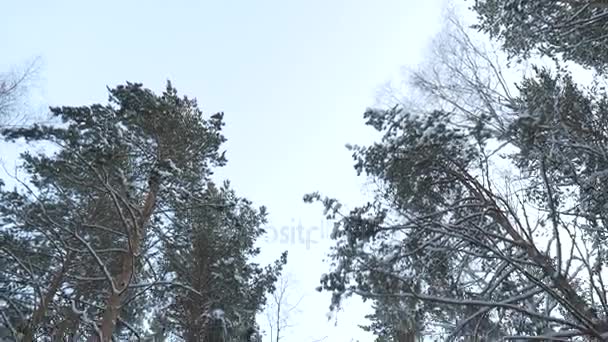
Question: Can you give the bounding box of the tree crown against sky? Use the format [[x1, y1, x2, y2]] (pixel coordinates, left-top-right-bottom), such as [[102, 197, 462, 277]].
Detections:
[[0, 58, 40, 127], [4, 1, 608, 342], [0, 81, 285, 341], [308, 7, 608, 341], [471, 0, 608, 73]]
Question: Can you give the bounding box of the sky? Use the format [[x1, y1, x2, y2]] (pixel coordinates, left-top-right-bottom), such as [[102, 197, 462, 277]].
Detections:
[[0, 1, 447, 340]]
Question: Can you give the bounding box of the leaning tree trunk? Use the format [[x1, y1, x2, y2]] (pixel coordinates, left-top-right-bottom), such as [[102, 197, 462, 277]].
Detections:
[[93, 174, 160, 341], [22, 256, 69, 341]]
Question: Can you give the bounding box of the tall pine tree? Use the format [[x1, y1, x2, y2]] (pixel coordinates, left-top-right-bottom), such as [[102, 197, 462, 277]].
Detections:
[[0, 81, 284, 341]]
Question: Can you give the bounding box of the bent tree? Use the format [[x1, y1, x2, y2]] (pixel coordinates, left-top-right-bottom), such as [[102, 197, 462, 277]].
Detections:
[[307, 67, 608, 340]]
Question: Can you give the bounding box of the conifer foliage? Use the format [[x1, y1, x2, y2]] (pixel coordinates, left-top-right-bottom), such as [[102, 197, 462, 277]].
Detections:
[[0, 82, 285, 341], [307, 6, 608, 341], [307, 70, 608, 340], [471, 0, 608, 72]]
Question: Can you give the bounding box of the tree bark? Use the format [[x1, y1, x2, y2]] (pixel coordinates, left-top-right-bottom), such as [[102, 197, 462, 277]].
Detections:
[[462, 170, 603, 335], [94, 175, 160, 341], [23, 256, 69, 341]]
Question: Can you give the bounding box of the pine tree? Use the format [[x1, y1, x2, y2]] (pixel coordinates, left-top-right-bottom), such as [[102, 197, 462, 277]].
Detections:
[[307, 67, 608, 340], [471, 0, 608, 72], [156, 181, 287, 341], [0, 81, 283, 341]]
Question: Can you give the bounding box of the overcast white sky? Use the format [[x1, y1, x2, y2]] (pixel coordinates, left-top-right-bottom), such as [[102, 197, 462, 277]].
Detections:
[[1, 1, 448, 340]]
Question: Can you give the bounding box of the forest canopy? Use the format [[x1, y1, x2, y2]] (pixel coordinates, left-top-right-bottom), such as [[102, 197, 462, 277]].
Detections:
[[306, 3, 608, 342]]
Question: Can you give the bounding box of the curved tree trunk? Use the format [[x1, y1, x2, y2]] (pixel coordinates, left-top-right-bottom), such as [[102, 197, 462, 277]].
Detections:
[[23, 256, 69, 341], [93, 175, 160, 341]]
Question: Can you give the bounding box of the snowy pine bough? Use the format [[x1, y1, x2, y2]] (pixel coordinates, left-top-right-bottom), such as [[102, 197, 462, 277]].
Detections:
[[308, 9, 608, 341], [0, 81, 285, 341]]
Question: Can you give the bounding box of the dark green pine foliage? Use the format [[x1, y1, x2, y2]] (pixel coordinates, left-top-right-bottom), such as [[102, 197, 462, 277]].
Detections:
[[156, 180, 287, 341], [470, 0, 608, 72], [306, 107, 499, 340], [0, 81, 283, 341], [306, 68, 608, 340]]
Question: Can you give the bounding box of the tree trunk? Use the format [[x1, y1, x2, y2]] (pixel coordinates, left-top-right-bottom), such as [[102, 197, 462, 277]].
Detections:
[[396, 329, 416, 342], [185, 229, 212, 342], [52, 308, 81, 342], [395, 318, 417, 342], [462, 173, 601, 333], [94, 175, 160, 341], [23, 257, 69, 341]]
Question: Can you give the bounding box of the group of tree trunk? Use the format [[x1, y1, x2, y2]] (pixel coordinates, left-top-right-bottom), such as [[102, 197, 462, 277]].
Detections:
[[307, 1, 608, 341], [0, 79, 286, 341]]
